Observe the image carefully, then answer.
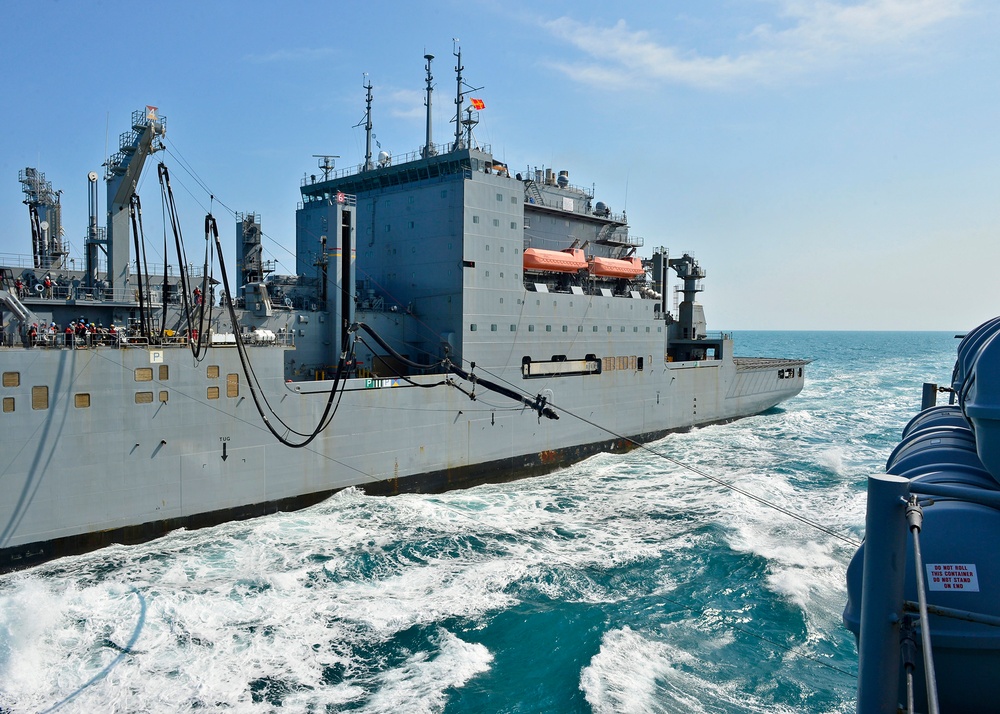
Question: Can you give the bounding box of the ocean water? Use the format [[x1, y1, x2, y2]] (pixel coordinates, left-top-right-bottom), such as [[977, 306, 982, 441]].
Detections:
[[0, 330, 962, 713]]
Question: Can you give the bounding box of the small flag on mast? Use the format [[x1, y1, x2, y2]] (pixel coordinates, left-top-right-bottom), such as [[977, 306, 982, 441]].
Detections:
[[470, 98, 485, 110]]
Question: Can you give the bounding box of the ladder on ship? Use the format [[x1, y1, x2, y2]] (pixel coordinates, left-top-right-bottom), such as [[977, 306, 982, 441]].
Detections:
[[524, 180, 544, 206]]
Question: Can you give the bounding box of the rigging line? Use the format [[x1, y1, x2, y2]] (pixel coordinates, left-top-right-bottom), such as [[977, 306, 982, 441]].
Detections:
[[162, 142, 238, 218], [454, 357, 861, 547], [563, 403, 862, 548], [208, 216, 351, 446]]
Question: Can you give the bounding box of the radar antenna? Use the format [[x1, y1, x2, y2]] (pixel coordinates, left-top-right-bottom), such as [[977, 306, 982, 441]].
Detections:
[[312, 155, 339, 181]]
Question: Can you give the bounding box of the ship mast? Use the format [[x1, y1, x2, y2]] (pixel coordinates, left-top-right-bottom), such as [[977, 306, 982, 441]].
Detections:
[[453, 43, 464, 151], [422, 54, 436, 158], [362, 75, 374, 171], [451, 41, 483, 152]]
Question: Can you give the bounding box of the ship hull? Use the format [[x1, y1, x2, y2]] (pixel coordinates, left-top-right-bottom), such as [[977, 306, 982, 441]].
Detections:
[[0, 342, 804, 571]]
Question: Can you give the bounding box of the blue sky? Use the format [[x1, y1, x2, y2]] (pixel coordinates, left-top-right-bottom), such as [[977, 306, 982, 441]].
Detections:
[[1, 0, 996, 330]]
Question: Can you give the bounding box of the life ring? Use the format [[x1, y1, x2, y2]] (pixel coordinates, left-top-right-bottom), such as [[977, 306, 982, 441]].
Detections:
[[34, 283, 44, 293]]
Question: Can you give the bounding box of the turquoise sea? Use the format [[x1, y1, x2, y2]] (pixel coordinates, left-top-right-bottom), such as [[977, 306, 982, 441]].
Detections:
[[0, 330, 962, 712]]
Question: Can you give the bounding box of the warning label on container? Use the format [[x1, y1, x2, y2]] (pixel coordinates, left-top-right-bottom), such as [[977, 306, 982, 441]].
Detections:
[[926, 563, 979, 592]]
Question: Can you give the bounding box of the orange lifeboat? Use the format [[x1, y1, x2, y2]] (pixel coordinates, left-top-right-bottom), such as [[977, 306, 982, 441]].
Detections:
[[523, 247, 587, 273], [587, 256, 645, 279]]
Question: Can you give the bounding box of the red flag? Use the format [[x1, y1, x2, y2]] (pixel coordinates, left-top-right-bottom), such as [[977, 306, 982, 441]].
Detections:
[[470, 98, 485, 110]]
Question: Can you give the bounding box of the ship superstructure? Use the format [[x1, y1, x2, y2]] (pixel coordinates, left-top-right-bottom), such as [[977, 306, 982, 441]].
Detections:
[[0, 54, 807, 571]]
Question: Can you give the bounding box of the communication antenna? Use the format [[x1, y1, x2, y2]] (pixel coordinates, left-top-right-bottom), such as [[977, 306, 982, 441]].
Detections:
[[451, 40, 484, 151], [354, 73, 375, 171], [422, 53, 436, 158], [312, 155, 339, 181]]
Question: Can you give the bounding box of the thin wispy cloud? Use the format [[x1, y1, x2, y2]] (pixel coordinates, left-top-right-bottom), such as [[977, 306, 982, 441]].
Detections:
[[542, 0, 967, 90]]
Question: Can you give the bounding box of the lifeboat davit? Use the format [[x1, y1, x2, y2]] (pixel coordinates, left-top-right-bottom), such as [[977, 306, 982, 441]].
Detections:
[[587, 256, 645, 279], [523, 247, 587, 273]]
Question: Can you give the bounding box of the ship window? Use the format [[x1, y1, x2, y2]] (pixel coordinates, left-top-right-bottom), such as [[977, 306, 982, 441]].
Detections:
[[159, 391, 169, 403], [159, 365, 169, 381], [493, 219, 500, 227], [634, 327, 638, 333], [227, 374, 240, 398], [441, 190, 447, 198], [470, 324, 477, 331], [207, 386, 220, 399], [608, 326, 613, 333], [496, 193, 503, 202], [638, 357, 644, 370], [135, 391, 154, 404], [799, 368, 803, 377], [646, 327, 650, 333], [31, 386, 48, 410], [603, 357, 614, 371], [511, 222, 517, 229], [578, 326, 583, 332], [2, 372, 19, 388], [510, 325, 516, 331], [2, 397, 12, 413], [528, 325, 535, 332], [473, 216, 480, 224], [657, 327, 662, 333], [485, 271, 490, 277], [134, 368, 153, 382], [511, 196, 517, 204], [207, 365, 220, 379], [74, 393, 91, 408], [500, 297, 504, 304], [593, 326, 598, 332], [546, 325, 552, 332], [384, 224, 391, 232], [408, 221, 415, 229], [621, 326, 626, 333], [500, 272, 504, 278], [562, 326, 568, 332], [491, 324, 497, 332]]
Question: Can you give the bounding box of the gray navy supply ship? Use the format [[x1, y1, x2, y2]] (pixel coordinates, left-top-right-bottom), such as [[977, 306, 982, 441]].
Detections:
[[0, 53, 807, 572]]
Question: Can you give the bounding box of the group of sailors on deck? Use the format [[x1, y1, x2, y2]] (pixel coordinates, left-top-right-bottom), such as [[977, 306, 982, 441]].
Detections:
[[26, 318, 120, 347]]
